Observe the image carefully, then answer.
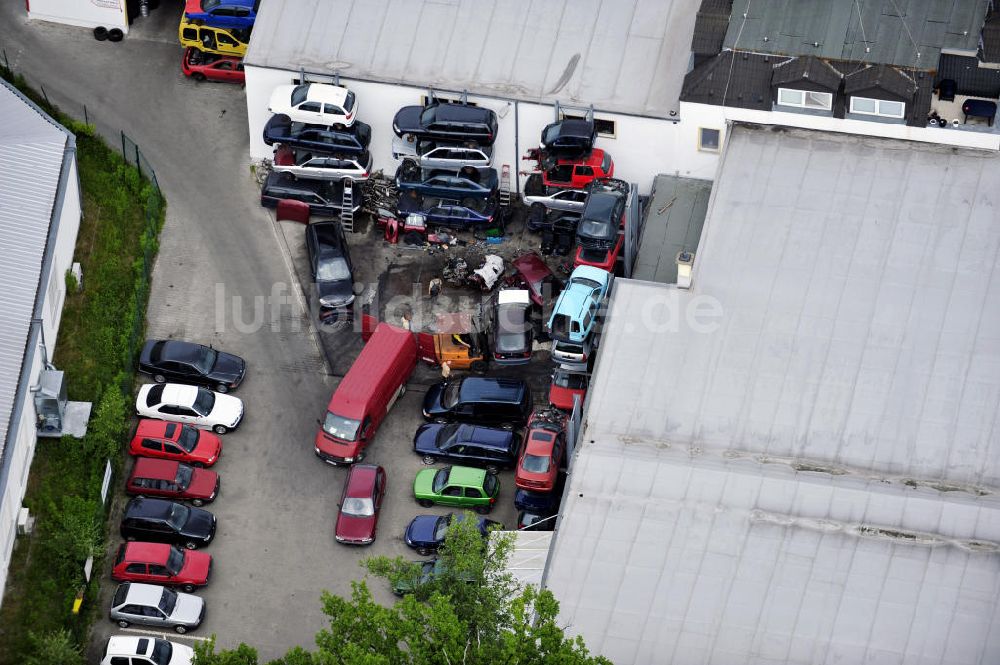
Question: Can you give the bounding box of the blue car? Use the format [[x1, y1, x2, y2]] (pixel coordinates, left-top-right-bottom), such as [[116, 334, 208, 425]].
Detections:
[[395, 165, 499, 201], [404, 513, 503, 555], [184, 0, 259, 30], [263, 115, 371, 155], [397, 192, 497, 228], [413, 423, 519, 470], [546, 265, 612, 343]]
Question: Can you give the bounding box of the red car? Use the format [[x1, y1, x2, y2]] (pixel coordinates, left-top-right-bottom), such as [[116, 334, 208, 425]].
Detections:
[[549, 368, 588, 411], [126, 458, 219, 507], [543, 149, 613, 190], [111, 542, 211, 592], [515, 409, 567, 492], [181, 47, 245, 84], [128, 419, 222, 468], [573, 233, 622, 273], [511, 252, 561, 307], [334, 464, 386, 545]]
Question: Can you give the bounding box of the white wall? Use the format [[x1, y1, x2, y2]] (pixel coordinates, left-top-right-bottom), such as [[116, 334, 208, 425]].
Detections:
[[28, 0, 128, 32]]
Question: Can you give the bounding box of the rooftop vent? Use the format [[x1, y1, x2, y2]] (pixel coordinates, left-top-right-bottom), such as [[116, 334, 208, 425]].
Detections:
[[676, 252, 695, 289]]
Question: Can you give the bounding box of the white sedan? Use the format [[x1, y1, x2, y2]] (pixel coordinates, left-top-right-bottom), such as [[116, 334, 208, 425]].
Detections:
[[267, 83, 358, 128], [136, 383, 243, 435]]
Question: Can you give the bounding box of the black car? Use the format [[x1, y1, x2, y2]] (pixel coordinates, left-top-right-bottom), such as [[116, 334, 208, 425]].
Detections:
[[396, 191, 497, 228], [422, 377, 533, 428], [412, 422, 519, 470], [305, 220, 354, 320], [262, 114, 371, 154], [139, 340, 245, 393], [517, 509, 556, 531], [404, 512, 504, 555], [392, 102, 498, 145], [395, 163, 498, 201], [576, 178, 628, 249], [540, 118, 596, 160], [260, 171, 361, 216], [120, 497, 216, 549]]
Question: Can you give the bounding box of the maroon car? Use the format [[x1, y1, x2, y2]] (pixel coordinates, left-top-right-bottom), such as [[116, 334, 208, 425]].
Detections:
[[334, 464, 386, 545], [181, 47, 245, 84], [126, 458, 219, 507], [511, 252, 561, 307]]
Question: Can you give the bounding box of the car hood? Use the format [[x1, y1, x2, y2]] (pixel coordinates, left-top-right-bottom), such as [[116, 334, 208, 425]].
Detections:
[[412, 424, 443, 454], [187, 469, 219, 499], [208, 352, 244, 383], [268, 85, 297, 112], [413, 469, 438, 497], [392, 106, 423, 136], [335, 512, 376, 542], [262, 114, 291, 145], [405, 515, 441, 547], [170, 592, 205, 625], [422, 384, 447, 417], [179, 551, 211, 584], [180, 507, 216, 540], [168, 641, 195, 665], [317, 278, 354, 307], [192, 432, 222, 464], [209, 394, 243, 426]]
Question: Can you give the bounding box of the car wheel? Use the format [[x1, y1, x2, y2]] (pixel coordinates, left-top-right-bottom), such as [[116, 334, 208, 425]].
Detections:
[[191, 498, 204, 507], [182, 584, 195, 593], [117, 619, 130, 628], [93, 26, 108, 41], [107, 28, 124, 42], [474, 504, 491, 515], [485, 464, 499, 475], [417, 547, 431, 556], [185, 542, 197, 550], [174, 625, 187, 635], [421, 455, 436, 465], [418, 499, 434, 508], [470, 360, 488, 373], [192, 72, 207, 82], [213, 424, 228, 435], [215, 383, 229, 393], [153, 374, 166, 383]]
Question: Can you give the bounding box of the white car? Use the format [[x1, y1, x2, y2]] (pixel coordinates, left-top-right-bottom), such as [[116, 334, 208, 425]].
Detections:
[[272, 145, 372, 181], [136, 383, 243, 434], [522, 185, 588, 212], [267, 83, 357, 128], [391, 136, 493, 171], [101, 635, 193, 665]]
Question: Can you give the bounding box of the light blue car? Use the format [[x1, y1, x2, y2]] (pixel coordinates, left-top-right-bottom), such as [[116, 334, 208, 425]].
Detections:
[[546, 266, 611, 343]]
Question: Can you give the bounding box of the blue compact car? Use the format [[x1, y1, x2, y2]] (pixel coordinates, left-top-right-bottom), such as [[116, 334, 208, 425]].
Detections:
[[404, 513, 503, 555], [184, 0, 259, 30]]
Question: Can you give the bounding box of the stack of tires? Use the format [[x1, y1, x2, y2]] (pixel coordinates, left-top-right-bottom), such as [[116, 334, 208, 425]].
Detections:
[[93, 26, 124, 42]]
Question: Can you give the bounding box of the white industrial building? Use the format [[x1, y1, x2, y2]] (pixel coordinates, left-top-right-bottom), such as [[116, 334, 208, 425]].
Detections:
[[0, 79, 82, 603], [544, 125, 1000, 664], [242, 0, 726, 193]]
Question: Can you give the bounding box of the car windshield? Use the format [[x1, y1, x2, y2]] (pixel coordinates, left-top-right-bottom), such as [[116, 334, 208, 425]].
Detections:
[[201, 0, 221, 9], [344, 90, 356, 113], [175, 465, 193, 490], [177, 426, 199, 453], [522, 454, 550, 474], [193, 389, 215, 416], [432, 468, 450, 493], [290, 84, 309, 106], [542, 124, 561, 145], [441, 381, 462, 408], [166, 548, 184, 576], [317, 257, 351, 282], [578, 218, 610, 238], [342, 497, 375, 517], [554, 371, 586, 389], [573, 277, 601, 291], [323, 412, 361, 441], [420, 106, 437, 125], [432, 516, 451, 541], [436, 424, 461, 447], [194, 347, 217, 374], [150, 640, 173, 665], [157, 587, 178, 615], [497, 330, 527, 353], [167, 502, 191, 529]]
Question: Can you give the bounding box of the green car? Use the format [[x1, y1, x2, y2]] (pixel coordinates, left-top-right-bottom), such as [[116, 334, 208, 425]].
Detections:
[[413, 465, 499, 514]]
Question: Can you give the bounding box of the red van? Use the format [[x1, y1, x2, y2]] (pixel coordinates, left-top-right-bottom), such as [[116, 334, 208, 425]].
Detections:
[[315, 323, 417, 464]]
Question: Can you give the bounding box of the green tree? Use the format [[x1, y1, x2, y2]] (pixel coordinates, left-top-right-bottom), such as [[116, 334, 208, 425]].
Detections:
[[193, 636, 260, 665], [24, 629, 84, 665]]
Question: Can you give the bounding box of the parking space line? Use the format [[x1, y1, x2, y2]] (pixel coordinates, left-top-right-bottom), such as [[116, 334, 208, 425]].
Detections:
[[119, 627, 211, 642]]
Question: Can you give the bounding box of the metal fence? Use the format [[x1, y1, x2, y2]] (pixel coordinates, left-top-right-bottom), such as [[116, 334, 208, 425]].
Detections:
[[121, 131, 161, 191]]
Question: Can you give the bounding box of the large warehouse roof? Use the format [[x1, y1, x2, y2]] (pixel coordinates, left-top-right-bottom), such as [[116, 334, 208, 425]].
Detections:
[[545, 126, 1000, 664], [0, 79, 70, 457], [244, 0, 701, 117]]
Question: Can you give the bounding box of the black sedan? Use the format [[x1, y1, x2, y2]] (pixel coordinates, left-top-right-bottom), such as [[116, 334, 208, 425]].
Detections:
[[262, 114, 371, 154], [397, 191, 498, 228], [120, 497, 216, 550], [576, 178, 629, 249], [413, 422, 519, 471], [305, 220, 355, 322], [139, 340, 245, 393], [391, 101, 498, 145], [404, 512, 504, 555], [395, 163, 498, 201]]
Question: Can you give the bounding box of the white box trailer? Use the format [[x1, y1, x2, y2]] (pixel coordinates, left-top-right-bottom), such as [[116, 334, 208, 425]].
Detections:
[[28, 0, 129, 35]]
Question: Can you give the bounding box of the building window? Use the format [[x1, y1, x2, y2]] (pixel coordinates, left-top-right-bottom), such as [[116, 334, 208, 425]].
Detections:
[[849, 96, 905, 119], [776, 88, 833, 111], [561, 113, 617, 138], [698, 128, 721, 152], [421, 95, 477, 107]]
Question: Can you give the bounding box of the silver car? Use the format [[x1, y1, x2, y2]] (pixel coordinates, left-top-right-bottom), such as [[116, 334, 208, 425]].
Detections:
[[392, 136, 493, 171], [110, 582, 204, 634], [551, 337, 593, 372]]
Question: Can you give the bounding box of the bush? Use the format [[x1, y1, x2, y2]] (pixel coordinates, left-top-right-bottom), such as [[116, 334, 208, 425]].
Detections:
[[24, 630, 84, 665]]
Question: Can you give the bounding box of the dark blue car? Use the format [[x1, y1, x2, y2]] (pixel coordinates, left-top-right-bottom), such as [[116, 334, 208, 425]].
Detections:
[[413, 423, 519, 470], [404, 513, 503, 555], [184, 0, 259, 30], [395, 165, 499, 201], [397, 192, 497, 228], [263, 115, 371, 155]]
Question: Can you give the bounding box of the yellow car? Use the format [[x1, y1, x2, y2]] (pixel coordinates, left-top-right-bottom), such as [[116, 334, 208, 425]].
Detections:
[[178, 18, 248, 57]]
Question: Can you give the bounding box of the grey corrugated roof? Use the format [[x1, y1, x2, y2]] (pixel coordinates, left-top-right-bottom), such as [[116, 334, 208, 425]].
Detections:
[[546, 126, 1000, 664], [723, 0, 990, 70], [771, 55, 843, 90], [843, 63, 917, 98], [0, 79, 70, 458], [244, 0, 701, 117], [633, 175, 711, 283]]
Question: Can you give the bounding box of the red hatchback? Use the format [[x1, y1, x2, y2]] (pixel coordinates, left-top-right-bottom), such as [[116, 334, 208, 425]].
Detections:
[[126, 458, 219, 507], [515, 410, 567, 492], [111, 542, 211, 592], [543, 149, 614, 190], [549, 368, 588, 411], [181, 47, 245, 83], [128, 420, 222, 468], [573, 233, 622, 273], [334, 464, 386, 545]]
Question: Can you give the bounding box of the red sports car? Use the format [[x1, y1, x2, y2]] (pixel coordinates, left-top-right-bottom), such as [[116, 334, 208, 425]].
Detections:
[[181, 47, 245, 84], [515, 409, 567, 492], [128, 419, 222, 468], [542, 149, 613, 190], [126, 458, 219, 506], [549, 368, 588, 411], [334, 464, 386, 545], [573, 232, 623, 273], [111, 542, 211, 592]]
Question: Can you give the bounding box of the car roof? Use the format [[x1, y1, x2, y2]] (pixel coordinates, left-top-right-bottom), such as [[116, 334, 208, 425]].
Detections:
[[155, 340, 205, 364], [446, 465, 487, 486], [311, 221, 344, 250], [456, 425, 514, 449], [159, 383, 200, 406], [134, 419, 179, 440], [556, 283, 599, 317], [125, 496, 176, 519], [525, 430, 556, 454], [512, 253, 551, 281], [132, 457, 180, 479], [304, 83, 350, 105], [570, 265, 611, 286], [458, 377, 527, 403], [549, 118, 594, 139], [345, 463, 380, 496], [432, 103, 495, 123], [122, 582, 167, 606], [498, 289, 530, 306], [106, 636, 153, 657], [124, 541, 172, 564]]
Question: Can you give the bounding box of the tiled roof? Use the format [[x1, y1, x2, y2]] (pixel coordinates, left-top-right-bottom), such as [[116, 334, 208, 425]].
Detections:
[[843, 63, 917, 98], [681, 50, 786, 110], [771, 55, 843, 91]]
